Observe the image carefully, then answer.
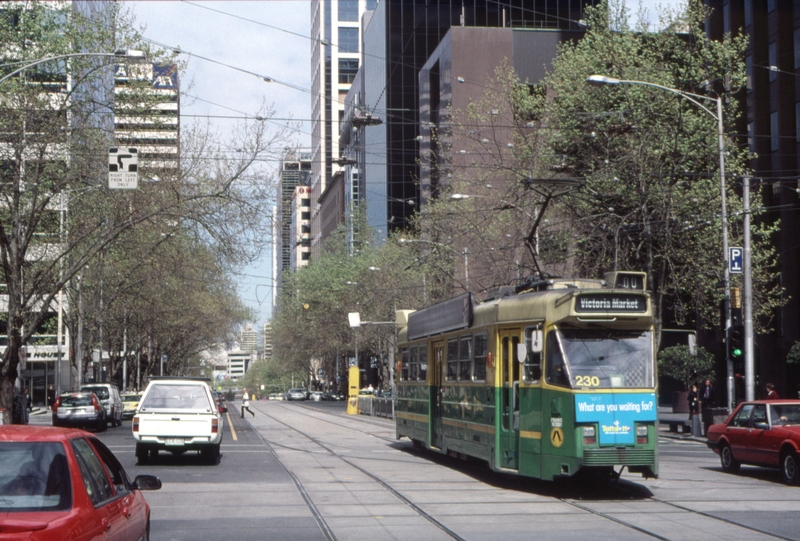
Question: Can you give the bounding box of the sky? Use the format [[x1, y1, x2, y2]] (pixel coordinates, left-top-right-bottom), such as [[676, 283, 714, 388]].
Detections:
[[124, 0, 685, 328]]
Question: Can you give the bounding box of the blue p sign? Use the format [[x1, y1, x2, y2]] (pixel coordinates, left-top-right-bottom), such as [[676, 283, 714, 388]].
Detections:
[[729, 247, 743, 274]]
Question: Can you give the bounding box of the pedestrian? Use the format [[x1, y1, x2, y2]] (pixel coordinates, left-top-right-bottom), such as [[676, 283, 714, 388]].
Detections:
[[701, 379, 716, 408], [241, 387, 255, 418], [47, 384, 56, 412], [766, 382, 780, 399], [23, 388, 31, 424], [688, 383, 702, 436]]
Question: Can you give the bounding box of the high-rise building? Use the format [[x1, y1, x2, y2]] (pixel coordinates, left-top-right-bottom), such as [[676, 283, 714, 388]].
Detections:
[[262, 322, 273, 360], [339, 0, 594, 244], [291, 186, 313, 271], [310, 0, 376, 258], [114, 62, 180, 175], [240, 324, 258, 353], [705, 0, 800, 392], [277, 148, 312, 291]]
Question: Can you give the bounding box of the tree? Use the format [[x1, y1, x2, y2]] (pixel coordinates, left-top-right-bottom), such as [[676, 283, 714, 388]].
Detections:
[[0, 2, 291, 423], [658, 345, 715, 391]]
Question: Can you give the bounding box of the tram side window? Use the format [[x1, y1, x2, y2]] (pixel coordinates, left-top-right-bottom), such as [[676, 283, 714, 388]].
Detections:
[[545, 332, 570, 388], [400, 348, 409, 381], [523, 326, 542, 382], [418, 347, 427, 381], [446, 338, 459, 381], [473, 333, 488, 381], [459, 336, 472, 381], [410, 346, 419, 381]]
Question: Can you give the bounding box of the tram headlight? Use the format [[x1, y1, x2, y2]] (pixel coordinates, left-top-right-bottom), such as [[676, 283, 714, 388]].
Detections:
[[582, 426, 596, 445], [636, 425, 649, 444]]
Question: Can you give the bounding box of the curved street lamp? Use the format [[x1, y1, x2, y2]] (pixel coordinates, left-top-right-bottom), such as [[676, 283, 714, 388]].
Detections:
[[587, 74, 748, 409]]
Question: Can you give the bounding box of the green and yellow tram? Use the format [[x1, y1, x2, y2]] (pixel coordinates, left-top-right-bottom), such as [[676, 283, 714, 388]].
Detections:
[[395, 271, 658, 480]]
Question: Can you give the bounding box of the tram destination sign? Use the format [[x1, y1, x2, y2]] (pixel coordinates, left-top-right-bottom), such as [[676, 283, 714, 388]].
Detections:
[[574, 293, 646, 314], [408, 292, 473, 341]]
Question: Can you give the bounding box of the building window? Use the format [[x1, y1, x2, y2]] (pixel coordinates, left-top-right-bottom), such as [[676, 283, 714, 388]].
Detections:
[[339, 59, 359, 84], [300, 238, 311, 247], [795, 29, 800, 70], [301, 198, 311, 207], [338, 0, 358, 22], [746, 55, 752, 91], [301, 224, 311, 233], [771, 111, 779, 152], [338, 27, 359, 53], [769, 42, 777, 82], [301, 251, 311, 261], [795, 103, 800, 145], [301, 211, 311, 220], [744, 0, 751, 27], [723, 4, 729, 34]]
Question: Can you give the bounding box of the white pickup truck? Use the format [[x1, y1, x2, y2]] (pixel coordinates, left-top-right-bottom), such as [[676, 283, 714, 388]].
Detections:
[[132, 378, 223, 465]]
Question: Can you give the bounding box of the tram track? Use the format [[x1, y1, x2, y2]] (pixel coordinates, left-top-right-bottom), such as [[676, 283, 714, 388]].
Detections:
[[263, 403, 468, 541], [258, 402, 798, 541]]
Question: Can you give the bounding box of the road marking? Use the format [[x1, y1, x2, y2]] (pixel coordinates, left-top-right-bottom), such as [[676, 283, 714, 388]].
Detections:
[[226, 411, 238, 441]]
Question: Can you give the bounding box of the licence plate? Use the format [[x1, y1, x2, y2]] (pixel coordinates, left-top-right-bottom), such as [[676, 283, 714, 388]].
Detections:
[[165, 438, 184, 446]]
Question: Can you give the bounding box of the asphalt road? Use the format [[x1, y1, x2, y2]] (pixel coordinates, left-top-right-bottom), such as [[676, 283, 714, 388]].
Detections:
[[28, 400, 800, 541]]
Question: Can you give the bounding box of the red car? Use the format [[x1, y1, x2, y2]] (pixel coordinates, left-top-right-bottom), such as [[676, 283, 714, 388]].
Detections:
[[706, 400, 800, 484], [0, 425, 161, 540]]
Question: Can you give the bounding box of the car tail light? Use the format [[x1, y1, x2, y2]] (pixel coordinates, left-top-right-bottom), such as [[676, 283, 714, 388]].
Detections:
[[92, 395, 102, 412], [53, 396, 61, 413], [211, 418, 218, 434], [636, 425, 649, 444], [133, 416, 139, 433], [582, 426, 596, 445]]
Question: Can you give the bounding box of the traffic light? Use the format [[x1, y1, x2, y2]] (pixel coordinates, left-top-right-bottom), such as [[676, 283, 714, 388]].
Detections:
[[728, 325, 744, 364]]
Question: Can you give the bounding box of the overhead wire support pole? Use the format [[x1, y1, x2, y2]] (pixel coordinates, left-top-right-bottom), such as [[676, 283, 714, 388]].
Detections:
[[742, 176, 754, 401], [586, 75, 734, 411]]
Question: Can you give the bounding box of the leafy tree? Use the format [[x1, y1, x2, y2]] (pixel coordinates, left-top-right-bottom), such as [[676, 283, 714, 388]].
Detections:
[[658, 345, 715, 391], [0, 2, 290, 423]]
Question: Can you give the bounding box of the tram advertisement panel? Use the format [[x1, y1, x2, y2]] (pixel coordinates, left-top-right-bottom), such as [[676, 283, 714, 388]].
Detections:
[[574, 393, 657, 445]]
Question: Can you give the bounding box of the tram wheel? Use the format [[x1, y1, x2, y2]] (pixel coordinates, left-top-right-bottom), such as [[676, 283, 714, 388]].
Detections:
[[719, 442, 740, 473]]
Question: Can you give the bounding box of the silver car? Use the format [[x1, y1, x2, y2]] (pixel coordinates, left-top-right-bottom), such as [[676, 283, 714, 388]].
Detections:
[[286, 388, 306, 401], [52, 392, 107, 431]]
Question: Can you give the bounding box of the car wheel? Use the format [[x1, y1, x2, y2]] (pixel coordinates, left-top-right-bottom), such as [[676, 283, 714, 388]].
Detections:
[[719, 442, 740, 473], [136, 443, 149, 465], [782, 450, 800, 485]]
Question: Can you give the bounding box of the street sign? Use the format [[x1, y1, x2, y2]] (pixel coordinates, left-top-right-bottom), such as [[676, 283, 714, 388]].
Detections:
[[729, 247, 743, 274], [108, 147, 138, 189]]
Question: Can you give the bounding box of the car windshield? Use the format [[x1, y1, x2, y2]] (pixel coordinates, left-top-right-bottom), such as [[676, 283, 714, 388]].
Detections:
[[0, 442, 72, 512], [550, 328, 654, 389], [82, 386, 109, 399], [60, 394, 94, 407], [140, 384, 212, 410]]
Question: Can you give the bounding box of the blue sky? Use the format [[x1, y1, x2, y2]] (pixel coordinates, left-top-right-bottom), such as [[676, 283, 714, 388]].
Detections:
[[125, 0, 686, 327]]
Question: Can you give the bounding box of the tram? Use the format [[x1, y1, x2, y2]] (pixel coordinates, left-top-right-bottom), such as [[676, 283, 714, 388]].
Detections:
[[395, 271, 658, 481]]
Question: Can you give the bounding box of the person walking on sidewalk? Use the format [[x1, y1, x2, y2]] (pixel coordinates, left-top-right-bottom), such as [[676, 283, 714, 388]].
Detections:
[[766, 382, 780, 399], [241, 388, 255, 418], [688, 383, 703, 436]]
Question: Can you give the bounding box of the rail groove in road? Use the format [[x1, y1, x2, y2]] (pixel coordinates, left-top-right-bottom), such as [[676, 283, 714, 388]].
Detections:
[[263, 403, 467, 541]]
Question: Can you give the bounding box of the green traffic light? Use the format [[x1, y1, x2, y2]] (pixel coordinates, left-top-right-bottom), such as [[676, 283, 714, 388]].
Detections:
[[732, 348, 742, 358]]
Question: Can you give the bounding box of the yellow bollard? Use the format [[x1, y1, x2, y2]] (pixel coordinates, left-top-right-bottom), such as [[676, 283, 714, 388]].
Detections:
[[346, 365, 359, 415]]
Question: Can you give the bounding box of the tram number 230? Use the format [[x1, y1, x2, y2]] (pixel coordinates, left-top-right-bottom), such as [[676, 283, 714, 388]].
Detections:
[[574, 375, 601, 387]]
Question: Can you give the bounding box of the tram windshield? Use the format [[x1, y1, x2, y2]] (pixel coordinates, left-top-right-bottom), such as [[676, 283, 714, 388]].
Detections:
[[548, 328, 654, 389]]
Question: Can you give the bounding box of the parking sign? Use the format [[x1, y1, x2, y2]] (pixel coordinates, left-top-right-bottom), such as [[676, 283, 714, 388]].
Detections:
[[729, 247, 743, 274]]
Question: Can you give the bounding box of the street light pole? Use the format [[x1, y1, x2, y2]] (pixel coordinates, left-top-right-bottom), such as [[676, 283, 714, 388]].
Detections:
[[587, 75, 737, 409]]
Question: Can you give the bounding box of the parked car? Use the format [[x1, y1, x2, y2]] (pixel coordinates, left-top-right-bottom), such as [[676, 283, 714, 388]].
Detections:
[[0, 425, 162, 540], [121, 392, 141, 420], [330, 390, 345, 401], [310, 391, 324, 401], [268, 393, 284, 400], [80, 383, 123, 427], [211, 391, 228, 413], [706, 400, 800, 484], [285, 388, 307, 401], [52, 392, 107, 432], [133, 377, 223, 464]]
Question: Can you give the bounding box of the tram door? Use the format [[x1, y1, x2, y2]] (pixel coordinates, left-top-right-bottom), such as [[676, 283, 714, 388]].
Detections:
[[499, 329, 521, 470], [430, 340, 444, 449]]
